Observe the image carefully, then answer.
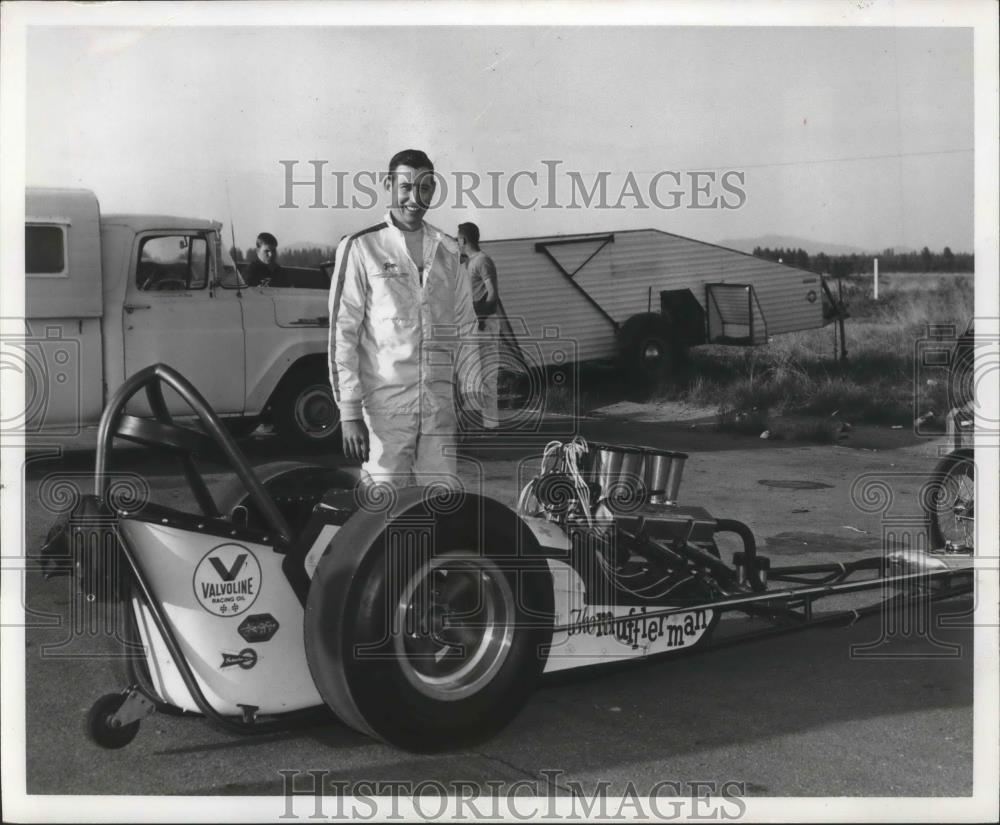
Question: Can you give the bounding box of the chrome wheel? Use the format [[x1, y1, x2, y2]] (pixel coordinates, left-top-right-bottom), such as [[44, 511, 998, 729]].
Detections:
[[936, 462, 975, 550], [394, 553, 516, 702], [927, 452, 975, 552]]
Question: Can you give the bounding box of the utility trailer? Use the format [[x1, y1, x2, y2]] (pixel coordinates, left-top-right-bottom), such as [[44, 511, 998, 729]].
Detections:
[[482, 229, 842, 381]]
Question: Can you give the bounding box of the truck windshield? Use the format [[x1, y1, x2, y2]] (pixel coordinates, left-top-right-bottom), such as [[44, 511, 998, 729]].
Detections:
[[137, 235, 211, 292]]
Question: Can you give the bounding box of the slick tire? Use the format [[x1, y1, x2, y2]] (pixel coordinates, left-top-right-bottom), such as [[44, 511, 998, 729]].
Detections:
[[304, 490, 553, 751]]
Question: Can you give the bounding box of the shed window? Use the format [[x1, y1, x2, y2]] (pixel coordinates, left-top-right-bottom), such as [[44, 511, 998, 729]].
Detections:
[[26, 225, 66, 275]]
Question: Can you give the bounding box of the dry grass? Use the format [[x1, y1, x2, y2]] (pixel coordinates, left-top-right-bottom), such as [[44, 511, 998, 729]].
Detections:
[[657, 272, 974, 432], [531, 271, 973, 440]]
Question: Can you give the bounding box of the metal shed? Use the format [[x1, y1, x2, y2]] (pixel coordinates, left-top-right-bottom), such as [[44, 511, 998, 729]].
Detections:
[[481, 228, 833, 374]]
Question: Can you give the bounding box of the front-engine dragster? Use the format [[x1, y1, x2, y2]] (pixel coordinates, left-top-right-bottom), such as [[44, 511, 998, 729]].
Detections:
[[41, 364, 974, 752]]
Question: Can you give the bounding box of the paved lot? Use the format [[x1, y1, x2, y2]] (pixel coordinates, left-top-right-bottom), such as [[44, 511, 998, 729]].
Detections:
[[16, 416, 976, 802]]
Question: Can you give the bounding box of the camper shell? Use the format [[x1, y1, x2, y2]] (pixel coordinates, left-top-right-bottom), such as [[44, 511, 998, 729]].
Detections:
[[23, 187, 338, 447]]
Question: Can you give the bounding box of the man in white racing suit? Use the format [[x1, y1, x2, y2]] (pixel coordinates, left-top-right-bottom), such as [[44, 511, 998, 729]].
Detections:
[[328, 149, 482, 488]]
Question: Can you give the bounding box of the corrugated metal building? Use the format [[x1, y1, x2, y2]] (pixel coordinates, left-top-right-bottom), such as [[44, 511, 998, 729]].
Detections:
[[481, 228, 828, 369]]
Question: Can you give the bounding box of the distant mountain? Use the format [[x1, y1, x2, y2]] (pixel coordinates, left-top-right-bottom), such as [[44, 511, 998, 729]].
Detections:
[[716, 235, 872, 257]]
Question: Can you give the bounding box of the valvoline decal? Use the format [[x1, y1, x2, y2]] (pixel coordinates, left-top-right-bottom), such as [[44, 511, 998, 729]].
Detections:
[[192, 544, 262, 616]]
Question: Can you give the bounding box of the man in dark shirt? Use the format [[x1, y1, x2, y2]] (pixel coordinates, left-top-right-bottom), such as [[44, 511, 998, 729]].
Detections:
[[244, 232, 287, 287], [458, 222, 500, 428]]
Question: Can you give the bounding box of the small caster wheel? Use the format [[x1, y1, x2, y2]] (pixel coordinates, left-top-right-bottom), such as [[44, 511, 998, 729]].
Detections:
[[86, 693, 141, 749], [754, 556, 771, 590]]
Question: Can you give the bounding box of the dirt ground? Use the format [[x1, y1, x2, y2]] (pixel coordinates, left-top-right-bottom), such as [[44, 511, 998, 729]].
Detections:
[[459, 401, 952, 568]]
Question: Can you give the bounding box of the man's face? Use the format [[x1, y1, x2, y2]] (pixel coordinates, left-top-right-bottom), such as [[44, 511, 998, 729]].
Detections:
[[457, 232, 469, 255], [258, 243, 277, 266], [386, 165, 435, 230]]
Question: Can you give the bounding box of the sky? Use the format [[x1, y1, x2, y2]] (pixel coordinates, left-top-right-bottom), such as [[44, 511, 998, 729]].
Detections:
[[25, 23, 974, 254]]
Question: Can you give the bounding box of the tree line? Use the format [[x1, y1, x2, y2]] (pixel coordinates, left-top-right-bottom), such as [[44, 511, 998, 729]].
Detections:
[[752, 245, 973, 277], [228, 242, 975, 276], [230, 246, 335, 267]]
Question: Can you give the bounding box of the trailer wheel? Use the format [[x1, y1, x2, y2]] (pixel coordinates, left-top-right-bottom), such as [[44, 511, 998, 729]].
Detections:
[[620, 315, 679, 383], [305, 496, 553, 751], [86, 693, 140, 749], [272, 372, 341, 451]]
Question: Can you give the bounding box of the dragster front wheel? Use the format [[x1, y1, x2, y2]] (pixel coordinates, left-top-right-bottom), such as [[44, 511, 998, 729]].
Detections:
[[86, 694, 140, 749], [304, 491, 553, 751]]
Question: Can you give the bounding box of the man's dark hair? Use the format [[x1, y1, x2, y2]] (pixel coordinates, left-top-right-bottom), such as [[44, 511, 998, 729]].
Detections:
[[388, 149, 434, 175], [458, 222, 481, 246], [256, 232, 278, 248]]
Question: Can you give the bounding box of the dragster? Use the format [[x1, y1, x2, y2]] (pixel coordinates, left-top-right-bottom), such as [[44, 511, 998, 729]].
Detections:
[[41, 365, 974, 752]]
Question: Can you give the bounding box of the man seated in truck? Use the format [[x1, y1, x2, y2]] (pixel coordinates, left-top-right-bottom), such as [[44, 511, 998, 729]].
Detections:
[[244, 232, 287, 287]]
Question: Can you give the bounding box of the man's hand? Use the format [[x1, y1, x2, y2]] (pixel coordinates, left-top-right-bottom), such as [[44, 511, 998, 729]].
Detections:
[[341, 419, 369, 462]]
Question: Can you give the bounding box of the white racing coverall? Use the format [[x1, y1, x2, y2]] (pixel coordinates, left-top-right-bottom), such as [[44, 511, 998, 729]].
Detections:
[[329, 215, 481, 488]]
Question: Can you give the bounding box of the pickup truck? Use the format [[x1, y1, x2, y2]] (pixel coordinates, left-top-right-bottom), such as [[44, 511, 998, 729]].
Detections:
[[21, 187, 339, 448]]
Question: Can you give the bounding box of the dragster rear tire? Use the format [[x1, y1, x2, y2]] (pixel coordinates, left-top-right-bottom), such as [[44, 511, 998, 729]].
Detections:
[[304, 488, 553, 751]]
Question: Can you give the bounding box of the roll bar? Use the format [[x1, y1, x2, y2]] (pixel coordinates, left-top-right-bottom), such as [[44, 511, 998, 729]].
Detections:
[[94, 363, 293, 545]]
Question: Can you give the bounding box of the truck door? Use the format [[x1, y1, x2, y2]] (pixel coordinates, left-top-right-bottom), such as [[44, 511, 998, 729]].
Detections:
[[122, 231, 246, 415]]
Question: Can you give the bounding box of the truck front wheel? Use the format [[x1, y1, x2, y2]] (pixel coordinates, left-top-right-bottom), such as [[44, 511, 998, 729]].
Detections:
[[272, 374, 342, 451]]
